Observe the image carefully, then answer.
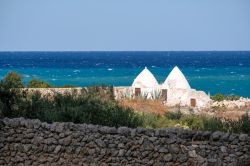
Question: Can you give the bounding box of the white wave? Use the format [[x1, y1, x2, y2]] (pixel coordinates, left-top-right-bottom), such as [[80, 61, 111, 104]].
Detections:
[[107, 68, 113, 71], [73, 70, 80, 73], [23, 74, 30, 78]]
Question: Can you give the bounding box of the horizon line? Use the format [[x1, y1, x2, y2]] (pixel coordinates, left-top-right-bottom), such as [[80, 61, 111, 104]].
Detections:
[[1, 50, 250, 52]]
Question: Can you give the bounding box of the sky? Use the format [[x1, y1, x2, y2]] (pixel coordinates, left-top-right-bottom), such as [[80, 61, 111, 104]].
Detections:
[[0, 0, 250, 51]]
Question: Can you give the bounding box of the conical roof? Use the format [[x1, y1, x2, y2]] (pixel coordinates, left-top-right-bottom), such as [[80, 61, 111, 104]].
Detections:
[[132, 67, 159, 88], [163, 66, 191, 89]]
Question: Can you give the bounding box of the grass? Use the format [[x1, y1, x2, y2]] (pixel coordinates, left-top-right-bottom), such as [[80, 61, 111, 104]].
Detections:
[[140, 111, 250, 134]]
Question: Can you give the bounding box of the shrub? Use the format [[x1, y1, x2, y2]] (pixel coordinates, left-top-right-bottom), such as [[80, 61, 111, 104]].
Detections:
[[0, 75, 141, 128], [202, 116, 223, 131], [139, 112, 177, 129], [60, 84, 76, 88], [2, 71, 24, 88], [179, 115, 204, 130], [225, 95, 240, 101], [0, 72, 24, 117], [47, 90, 141, 127], [28, 79, 52, 88], [139, 111, 250, 134], [165, 111, 182, 120], [211, 93, 240, 101], [153, 117, 177, 128], [211, 93, 225, 101], [140, 113, 160, 128], [240, 113, 250, 134]]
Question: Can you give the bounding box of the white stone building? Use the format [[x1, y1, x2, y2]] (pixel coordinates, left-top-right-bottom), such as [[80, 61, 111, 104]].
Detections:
[[129, 66, 211, 108], [132, 67, 159, 89], [131, 67, 161, 99]]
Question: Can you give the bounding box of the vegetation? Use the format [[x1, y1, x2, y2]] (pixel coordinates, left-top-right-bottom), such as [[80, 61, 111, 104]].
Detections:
[[211, 93, 240, 101], [120, 99, 167, 115], [140, 111, 250, 134], [28, 79, 52, 88], [0, 72, 24, 117], [60, 84, 76, 88], [0, 71, 250, 134], [2, 71, 24, 88], [0, 72, 141, 127]]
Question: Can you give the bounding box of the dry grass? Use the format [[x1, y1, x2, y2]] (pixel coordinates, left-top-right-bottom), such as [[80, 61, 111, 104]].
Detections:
[[119, 99, 168, 115], [120, 98, 250, 121], [213, 107, 250, 120], [215, 111, 249, 120], [201, 106, 250, 120]]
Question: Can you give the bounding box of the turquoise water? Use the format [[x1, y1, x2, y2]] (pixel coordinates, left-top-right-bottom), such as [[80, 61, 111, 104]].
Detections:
[[0, 51, 250, 97]]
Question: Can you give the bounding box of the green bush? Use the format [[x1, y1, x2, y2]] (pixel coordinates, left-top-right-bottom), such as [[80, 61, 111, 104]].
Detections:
[[202, 116, 223, 131], [28, 79, 52, 88], [2, 71, 24, 88], [238, 113, 250, 134], [211, 93, 225, 101], [179, 115, 204, 130], [139, 113, 160, 128], [139, 113, 177, 129], [139, 111, 250, 134], [0, 72, 24, 117], [60, 84, 76, 88], [165, 111, 182, 120], [0, 73, 141, 127], [211, 93, 240, 101]]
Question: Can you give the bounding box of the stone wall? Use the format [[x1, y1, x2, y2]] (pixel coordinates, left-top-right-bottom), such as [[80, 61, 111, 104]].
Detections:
[[0, 118, 249, 166]]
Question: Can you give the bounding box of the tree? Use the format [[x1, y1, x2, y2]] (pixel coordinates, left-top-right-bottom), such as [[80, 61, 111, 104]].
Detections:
[[28, 79, 52, 88], [0, 72, 24, 117], [3, 71, 24, 88]]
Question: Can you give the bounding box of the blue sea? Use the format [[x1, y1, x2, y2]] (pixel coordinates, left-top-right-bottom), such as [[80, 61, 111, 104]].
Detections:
[[0, 51, 250, 97]]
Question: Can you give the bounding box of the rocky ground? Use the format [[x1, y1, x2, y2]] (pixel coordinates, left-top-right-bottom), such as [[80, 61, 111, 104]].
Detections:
[[211, 97, 250, 110]]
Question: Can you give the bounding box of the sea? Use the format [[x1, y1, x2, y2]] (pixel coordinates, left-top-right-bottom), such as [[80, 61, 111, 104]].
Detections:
[[0, 51, 250, 97]]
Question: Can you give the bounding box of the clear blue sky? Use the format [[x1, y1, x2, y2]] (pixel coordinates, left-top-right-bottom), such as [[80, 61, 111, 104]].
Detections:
[[0, 0, 250, 51]]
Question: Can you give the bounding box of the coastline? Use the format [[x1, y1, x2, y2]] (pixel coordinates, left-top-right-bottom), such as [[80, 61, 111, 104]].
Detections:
[[1, 51, 250, 97]]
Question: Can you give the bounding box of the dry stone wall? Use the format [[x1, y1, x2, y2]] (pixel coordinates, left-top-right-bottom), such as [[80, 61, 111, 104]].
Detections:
[[0, 118, 250, 166]]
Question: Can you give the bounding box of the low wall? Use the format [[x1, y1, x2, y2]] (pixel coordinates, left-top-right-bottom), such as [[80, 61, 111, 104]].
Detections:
[[0, 118, 250, 166]]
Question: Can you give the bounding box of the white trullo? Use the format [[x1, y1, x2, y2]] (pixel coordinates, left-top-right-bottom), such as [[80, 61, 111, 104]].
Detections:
[[132, 67, 159, 88], [162, 66, 191, 90]]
